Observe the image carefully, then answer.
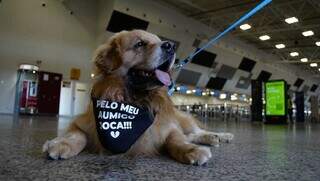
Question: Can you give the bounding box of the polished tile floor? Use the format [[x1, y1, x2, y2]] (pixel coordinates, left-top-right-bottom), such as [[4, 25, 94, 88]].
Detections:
[[1, 114, 320, 180]]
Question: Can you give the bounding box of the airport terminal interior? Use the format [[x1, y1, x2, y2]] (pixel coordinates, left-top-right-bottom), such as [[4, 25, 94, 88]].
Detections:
[[1, 0, 320, 180]]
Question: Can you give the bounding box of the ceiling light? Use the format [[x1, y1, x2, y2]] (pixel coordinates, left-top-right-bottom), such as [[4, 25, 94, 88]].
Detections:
[[275, 44, 285, 49], [300, 58, 308, 62], [240, 24, 251, 30], [310, 63, 318, 67], [231, 94, 238, 101], [302, 30, 314, 37], [219, 93, 227, 99], [285, 17, 299, 24], [259, 35, 270, 41], [290, 52, 299, 57], [316, 41, 320, 46], [318, 68, 320, 71]]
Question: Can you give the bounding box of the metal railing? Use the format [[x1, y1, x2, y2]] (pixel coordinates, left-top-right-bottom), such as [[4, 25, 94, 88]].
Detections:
[[176, 104, 251, 121]]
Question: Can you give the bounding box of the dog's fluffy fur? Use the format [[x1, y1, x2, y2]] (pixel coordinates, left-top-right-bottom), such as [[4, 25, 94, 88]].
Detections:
[[43, 30, 233, 165]]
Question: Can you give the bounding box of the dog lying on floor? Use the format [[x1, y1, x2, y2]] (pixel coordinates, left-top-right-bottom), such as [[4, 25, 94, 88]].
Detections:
[[43, 30, 233, 165]]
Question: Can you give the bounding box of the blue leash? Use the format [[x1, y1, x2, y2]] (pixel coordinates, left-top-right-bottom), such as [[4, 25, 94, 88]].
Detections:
[[168, 0, 272, 96]]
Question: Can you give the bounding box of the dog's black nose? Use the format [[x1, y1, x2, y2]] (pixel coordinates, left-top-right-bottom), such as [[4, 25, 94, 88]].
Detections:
[[161, 41, 176, 53]]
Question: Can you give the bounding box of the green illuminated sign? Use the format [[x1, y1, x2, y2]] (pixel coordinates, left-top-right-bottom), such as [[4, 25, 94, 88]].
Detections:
[[265, 81, 286, 116]]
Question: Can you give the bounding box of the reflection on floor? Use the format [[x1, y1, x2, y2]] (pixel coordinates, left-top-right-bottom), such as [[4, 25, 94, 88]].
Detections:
[[1, 114, 320, 180]]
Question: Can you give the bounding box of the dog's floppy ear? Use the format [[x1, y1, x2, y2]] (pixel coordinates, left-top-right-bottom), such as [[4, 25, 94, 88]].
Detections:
[[93, 37, 122, 75]]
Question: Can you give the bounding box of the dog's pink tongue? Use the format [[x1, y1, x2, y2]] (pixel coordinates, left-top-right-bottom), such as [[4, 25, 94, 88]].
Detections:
[[155, 69, 171, 86]]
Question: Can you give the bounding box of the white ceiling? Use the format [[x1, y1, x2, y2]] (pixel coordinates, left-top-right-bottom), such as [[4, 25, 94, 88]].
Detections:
[[158, 0, 320, 75]]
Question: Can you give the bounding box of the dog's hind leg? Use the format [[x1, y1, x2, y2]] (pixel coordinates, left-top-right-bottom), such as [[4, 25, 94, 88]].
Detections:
[[187, 131, 220, 146], [175, 110, 233, 146]]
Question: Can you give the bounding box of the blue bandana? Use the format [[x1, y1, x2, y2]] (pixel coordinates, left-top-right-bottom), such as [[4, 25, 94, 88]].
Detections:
[[92, 98, 155, 154]]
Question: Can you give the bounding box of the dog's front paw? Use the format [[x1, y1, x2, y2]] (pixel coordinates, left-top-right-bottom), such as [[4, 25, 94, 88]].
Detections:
[[184, 146, 212, 166], [217, 133, 234, 143], [42, 137, 75, 160]]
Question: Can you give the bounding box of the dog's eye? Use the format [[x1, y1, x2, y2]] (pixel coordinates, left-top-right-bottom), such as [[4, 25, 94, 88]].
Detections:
[[134, 41, 146, 48]]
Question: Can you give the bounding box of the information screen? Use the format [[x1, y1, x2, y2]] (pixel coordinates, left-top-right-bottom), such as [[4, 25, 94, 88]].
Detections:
[[265, 81, 286, 116]]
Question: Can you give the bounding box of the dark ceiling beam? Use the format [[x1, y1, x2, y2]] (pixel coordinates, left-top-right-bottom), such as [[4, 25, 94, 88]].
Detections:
[[195, 0, 304, 21], [188, 0, 258, 17], [237, 35, 320, 45], [232, 15, 320, 36], [258, 45, 319, 50], [242, 37, 320, 44], [270, 60, 320, 64], [175, 0, 206, 12], [234, 24, 320, 37]]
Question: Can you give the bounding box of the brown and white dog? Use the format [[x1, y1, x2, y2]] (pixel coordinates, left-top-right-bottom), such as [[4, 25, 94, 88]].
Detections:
[[43, 30, 233, 165]]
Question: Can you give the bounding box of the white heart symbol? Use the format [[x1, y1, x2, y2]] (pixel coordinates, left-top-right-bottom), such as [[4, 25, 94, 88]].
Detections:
[[110, 131, 120, 138]]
